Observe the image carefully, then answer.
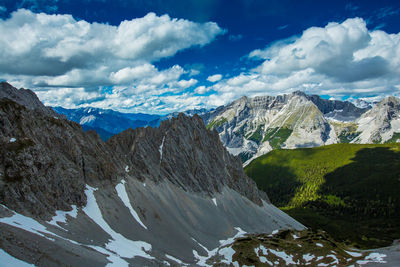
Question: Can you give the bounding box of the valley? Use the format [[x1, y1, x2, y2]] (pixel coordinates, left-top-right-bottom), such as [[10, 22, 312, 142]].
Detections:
[[245, 143, 400, 249]]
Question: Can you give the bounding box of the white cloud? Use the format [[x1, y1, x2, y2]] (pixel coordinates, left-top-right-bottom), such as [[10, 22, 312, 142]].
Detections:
[[207, 74, 222, 82], [0, 9, 224, 113], [210, 17, 400, 104], [0, 9, 223, 87], [177, 78, 198, 89], [194, 85, 209, 94]]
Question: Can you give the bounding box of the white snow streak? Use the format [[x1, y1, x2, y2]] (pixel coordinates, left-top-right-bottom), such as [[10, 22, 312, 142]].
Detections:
[[165, 254, 184, 264], [0, 204, 56, 240], [115, 180, 147, 229], [83, 185, 153, 260], [79, 115, 96, 124], [345, 250, 363, 257], [0, 249, 34, 267], [125, 165, 129, 173], [212, 198, 217, 206], [9, 137, 16, 142], [159, 135, 165, 161]]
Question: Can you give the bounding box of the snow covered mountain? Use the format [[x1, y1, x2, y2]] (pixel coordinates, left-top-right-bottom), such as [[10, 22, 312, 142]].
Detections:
[[0, 82, 304, 266], [352, 96, 400, 144], [203, 91, 374, 164]]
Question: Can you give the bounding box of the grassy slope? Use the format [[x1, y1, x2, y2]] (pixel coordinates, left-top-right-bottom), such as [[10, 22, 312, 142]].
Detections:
[[245, 143, 400, 249]]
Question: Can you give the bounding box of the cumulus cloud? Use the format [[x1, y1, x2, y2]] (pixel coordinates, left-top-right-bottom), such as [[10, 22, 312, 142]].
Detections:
[[207, 74, 222, 82], [0, 8, 224, 113], [0, 9, 223, 87], [211, 17, 400, 103]]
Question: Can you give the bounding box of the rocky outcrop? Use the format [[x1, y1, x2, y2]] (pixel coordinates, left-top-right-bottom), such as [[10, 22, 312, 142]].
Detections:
[[0, 82, 301, 266], [0, 82, 57, 117], [0, 82, 267, 219], [0, 96, 123, 220], [203, 92, 343, 164], [306, 93, 369, 121], [108, 114, 267, 205], [353, 96, 400, 143]]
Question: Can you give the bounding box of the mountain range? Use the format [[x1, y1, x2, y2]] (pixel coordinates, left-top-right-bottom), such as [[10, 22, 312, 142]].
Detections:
[[0, 82, 304, 266], [52, 91, 400, 166], [53, 106, 211, 141], [204, 91, 400, 164]]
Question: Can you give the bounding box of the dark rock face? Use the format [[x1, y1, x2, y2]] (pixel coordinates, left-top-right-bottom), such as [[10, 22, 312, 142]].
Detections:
[[108, 114, 268, 205], [0, 82, 57, 117], [307, 94, 369, 120], [0, 82, 266, 220], [0, 82, 305, 266], [0, 90, 124, 220]]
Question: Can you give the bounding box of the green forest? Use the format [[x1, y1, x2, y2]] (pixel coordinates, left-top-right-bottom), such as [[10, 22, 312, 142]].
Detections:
[[245, 143, 400, 249]]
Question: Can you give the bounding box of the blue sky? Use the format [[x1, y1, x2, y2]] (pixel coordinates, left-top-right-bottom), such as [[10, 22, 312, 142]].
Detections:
[[0, 0, 399, 114]]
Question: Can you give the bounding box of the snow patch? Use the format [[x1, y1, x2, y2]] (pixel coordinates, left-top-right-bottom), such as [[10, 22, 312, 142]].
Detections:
[[0, 204, 133, 266], [316, 242, 323, 247], [303, 253, 315, 262], [357, 252, 387, 265], [345, 250, 363, 257], [212, 198, 217, 206], [266, 248, 296, 265], [79, 115, 96, 125], [9, 137, 16, 143], [255, 245, 273, 265], [219, 227, 247, 247], [218, 246, 235, 264], [0, 204, 57, 240], [48, 205, 78, 228], [125, 165, 129, 173], [115, 180, 147, 230], [0, 249, 34, 267], [271, 229, 279, 235], [83, 185, 152, 259], [326, 254, 339, 264], [255, 244, 297, 265]]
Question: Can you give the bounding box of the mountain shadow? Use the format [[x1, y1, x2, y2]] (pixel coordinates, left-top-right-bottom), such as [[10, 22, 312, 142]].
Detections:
[[300, 146, 400, 248], [245, 144, 400, 249], [245, 156, 303, 207]]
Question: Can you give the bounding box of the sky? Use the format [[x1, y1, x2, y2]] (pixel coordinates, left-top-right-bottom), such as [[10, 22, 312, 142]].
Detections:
[[0, 0, 399, 114]]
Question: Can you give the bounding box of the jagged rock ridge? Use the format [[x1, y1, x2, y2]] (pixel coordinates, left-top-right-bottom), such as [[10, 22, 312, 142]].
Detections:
[[0, 82, 302, 266], [203, 91, 400, 164]]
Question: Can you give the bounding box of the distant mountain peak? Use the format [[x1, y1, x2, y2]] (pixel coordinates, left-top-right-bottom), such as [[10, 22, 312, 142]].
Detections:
[[202, 91, 380, 164]]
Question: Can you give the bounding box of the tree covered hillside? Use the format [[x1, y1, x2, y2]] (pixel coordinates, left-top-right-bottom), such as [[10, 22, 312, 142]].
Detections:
[[245, 143, 400, 249]]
